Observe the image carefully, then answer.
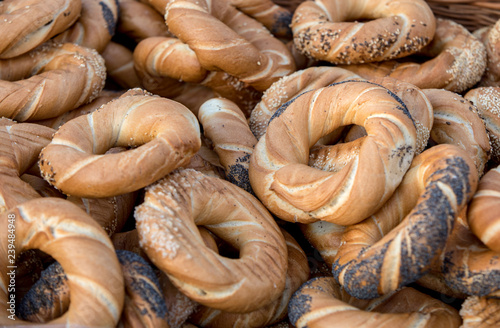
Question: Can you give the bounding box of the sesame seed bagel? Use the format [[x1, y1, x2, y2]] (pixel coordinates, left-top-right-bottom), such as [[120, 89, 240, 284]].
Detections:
[[52, 0, 119, 53], [38, 88, 201, 198], [135, 168, 288, 313], [288, 277, 461, 328], [0, 0, 81, 59], [332, 144, 478, 299], [290, 0, 436, 65], [0, 41, 106, 122], [0, 197, 125, 326], [424, 88, 491, 176], [341, 19, 487, 93], [248, 80, 418, 225]]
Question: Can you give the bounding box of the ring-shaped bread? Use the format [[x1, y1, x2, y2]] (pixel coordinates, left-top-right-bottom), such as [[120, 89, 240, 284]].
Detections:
[[164, 0, 296, 91], [341, 19, 487, 93], [288, 277, 461, 328], [474, 19, 500, 87], [290, 0, 436, 65], [332, 144, 478, 299], [135, 168, 288, 313], [38, 88, 201, 198], [0, 41, 106, 122], [0, 197, 124, 326], [248, 80, 418, 225], [0, 0, 81, 58]]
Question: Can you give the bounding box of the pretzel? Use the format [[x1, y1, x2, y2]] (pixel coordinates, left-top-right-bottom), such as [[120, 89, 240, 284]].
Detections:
[[460, 296, 500, 328], [164, 0, 296, 92], [198, 98, 257, 193], [0, 118, 54, 212], [189, 228, 310, 328], [52, 0, 119, 53], [39, 88, 201, 198], [290, 0, 436, 65], [423, 88, 491, 176], [249, 66, 363, 140], [135, 168, 288, 313], [133, 36, 264, 116], [288, 277, 461, 328], [18, 249, 169, 327], [467, 165, 500, 253], [341, 19, 487, 93], [249, 80, 418, 225], [0, 41, 106, 122], [101, 42, 142, 89], [474, 19, 500, 87], [0, 197, 124, 326], [464, 87, 500, 164], [228, 0, 293, 38], [0, 0, 82, 59]]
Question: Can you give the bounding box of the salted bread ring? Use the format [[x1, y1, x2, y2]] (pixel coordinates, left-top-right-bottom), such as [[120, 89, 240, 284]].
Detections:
[[39, 89, 201, 198], [332, 144, 478, 299], [0, 197, 124, 326], [0, 41, 106, 122], [0, 0, 82, 59], [135, 168, 288, 313], [248, 80, 418, 225], [290, 0, 436, 65], [288, 277, 461, 328]]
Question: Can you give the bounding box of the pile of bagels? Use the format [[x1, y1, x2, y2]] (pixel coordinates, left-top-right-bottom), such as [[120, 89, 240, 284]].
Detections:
[[2, 0, 500, 327]]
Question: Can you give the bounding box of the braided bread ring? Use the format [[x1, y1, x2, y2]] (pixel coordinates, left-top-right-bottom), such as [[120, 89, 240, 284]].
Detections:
[[290, 0, 436, 65], [165, 0, 295, 91], [249, 80, 418, 225], [0, 119, 54, 212], [288, 277, 461, 328], [52, 0, 119, 53], [189, 228, 310, 328], [0, 197, 124, 326], [198, 98, 257, 193], [135, 168, 288, 313], [0, 41, 106, 121], [0, 0, 81, 59], [39, 89, 201, 198], [341, 19, 487, 93], [332, 144, 478, 299], [423, 88, 491, 176], [249, 66, 363, 140], [474, 19, 500, 87], [467, 166, 500, 253], [464, 87, 500, 164], [101, 41, 142, 89]]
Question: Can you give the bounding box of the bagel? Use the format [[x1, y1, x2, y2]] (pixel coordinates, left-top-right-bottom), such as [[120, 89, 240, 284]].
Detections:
[[38, 88, 201, 198], [460, 296, 500, 328], [332, 144, 478, 299], [340, 19, 487, 93], [52, 0, 119, 53], [101, 42, 142, 89], [290, 0, 436, 64], [0, 41, 106, 121], [0, 197, 124, 326], [249, 80, 418, 225], [0, 0, 81, 58], [474, 19, 500, 87], [288, 277, 461, 328], [135, 168, 288, 313]]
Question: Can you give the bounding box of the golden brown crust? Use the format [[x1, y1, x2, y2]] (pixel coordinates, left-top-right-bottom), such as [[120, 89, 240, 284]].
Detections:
[[198, 98, 257, 193], [0, 41, 107, 121], [291, 0, 436, 64], [189, 229, 310, 328], [332, 144, 478, 299], [135, 168, 288, 313], [0, 197, 124, 326], [0, 0, 82, 58], [460, 296, 500, 328], [288, 277, 461, 328], [52, 0, 119, 53], [38, 89, 201, 198], [249, 80, 418, 225], [423, 88, 491, 176], [340, 19, 487, 93], [101, 42, 142, 89], [474, 20, 500, 87]]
